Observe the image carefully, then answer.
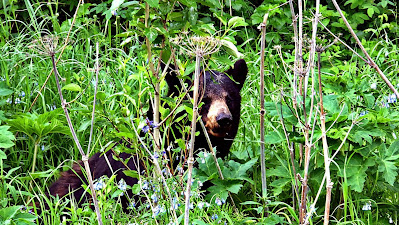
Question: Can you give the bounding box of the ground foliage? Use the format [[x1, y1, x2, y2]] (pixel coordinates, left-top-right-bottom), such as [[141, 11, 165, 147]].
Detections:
[[0, 0, 398, 224]]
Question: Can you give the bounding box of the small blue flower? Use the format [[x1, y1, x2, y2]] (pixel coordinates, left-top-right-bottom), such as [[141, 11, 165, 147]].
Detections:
[[189, 203, 194, 209], [151, 193, 158, 203], [41, 145, 45, 151], [172, 197, 180, 209], [118, 179, 127, 191], [215, 197, 223, 206], [359, 111, 368, 117], [20, 91, 25, 97], [14, 98, 21, 104], [94, 178, 105, 190], [6, 98, 12, 104], [211, 214, 218, 220], [111, 10, 118, 16], [197, 202, 204, 209], [387, 94, 397, 104], [129, 202, 136, 208], [142, 180, 149, 190], [142, 125, 150, 133]]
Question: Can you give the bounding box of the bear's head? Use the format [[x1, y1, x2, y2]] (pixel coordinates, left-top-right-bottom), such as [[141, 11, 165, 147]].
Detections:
[[164, 59, 247, 158], [198, 59, 247, 139]]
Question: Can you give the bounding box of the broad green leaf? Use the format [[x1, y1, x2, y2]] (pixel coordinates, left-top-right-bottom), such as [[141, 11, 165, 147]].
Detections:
[[264, 131, 283, 145], [0, 126, 15, 148], [0, 205, 20, 220], [345, 156, 374, 192], [145, 27, 158, 43], [220, 39, 243, 58], [0, 150, 6, 160], [228, 16, 247, 28], [62, 83, 82, 92], [0, 87, 13, 97], [110, 0, 124, 11], [145, 0, 159, 8], [377, 140, 399, 185]]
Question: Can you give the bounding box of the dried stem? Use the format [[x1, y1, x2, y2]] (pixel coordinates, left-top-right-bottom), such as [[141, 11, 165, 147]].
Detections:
[[331, 0, 399, 98], [50, 52, 103, 225], [28, 0, 83, 112], [184, 54, 201, 225], [316, 47, 332, 225]]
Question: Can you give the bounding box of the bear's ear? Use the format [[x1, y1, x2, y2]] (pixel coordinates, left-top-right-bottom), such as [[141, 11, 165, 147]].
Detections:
[[225, 59, 247, 88]]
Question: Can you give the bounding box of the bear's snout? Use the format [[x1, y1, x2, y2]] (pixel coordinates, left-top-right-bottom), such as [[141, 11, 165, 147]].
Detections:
[[216, 113, 233, 127]]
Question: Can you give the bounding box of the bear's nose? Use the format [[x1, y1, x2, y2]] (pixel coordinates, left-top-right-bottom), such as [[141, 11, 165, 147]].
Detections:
[[216, 113, 233, 127]]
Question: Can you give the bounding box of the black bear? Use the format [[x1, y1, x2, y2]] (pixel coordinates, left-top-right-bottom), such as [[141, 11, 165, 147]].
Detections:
[[46, 59, 248, 210]]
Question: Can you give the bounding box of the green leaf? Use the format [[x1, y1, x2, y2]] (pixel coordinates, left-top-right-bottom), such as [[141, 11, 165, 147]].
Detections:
[[0, 87, 13, 97], [145, 0, 159, 8], [62, 83, 82, 92], [264, 131, 283, 145], [367, 7, 374, 17], [0, 205, 20, 220], [345, 156, 374, 192], [110, 0, 125, 11], [377, 140, 399, 185], [145, 27, 158, 43], [220, 39, 243, 58], [0, 126, 15, 149], [228, 16, 247, 28], [0, 150, 6, 160]]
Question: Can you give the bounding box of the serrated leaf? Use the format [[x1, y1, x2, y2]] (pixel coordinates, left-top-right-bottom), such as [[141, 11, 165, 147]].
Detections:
[[345, 156, 374, 192], [377, 140, 399, 185], [62, 83, 81, 92], [0, 126, 15, 149]]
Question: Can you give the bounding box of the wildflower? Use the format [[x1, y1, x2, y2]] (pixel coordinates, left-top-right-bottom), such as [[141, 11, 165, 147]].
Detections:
[[370, 83, 377, 89], [359, 111, 368, 117], [118, 179, 127, 191], [382, 102, 390, 108], [111, 10, 118, 16], [0, 77, 4, 81], [215, 197, 223, 206], [142, 180, 149, 190], [362, 202, 371, 211], [142, 125, 150, 133], [172, 197, 180, 210], [211, 214, 219, 220], [50, 104, 57, 111], [151, 193, 158, 203], [41, 145, 45, 151], [20, 91, 25, 97], [153, 205, 165, 217], [29, 34, 62, 56], [387, 94, 397, 104], [197, 180, 203, 187], [201, 157, 205, 164], [94, 178, 105, 190], [129, 202, 136, 208], [6, 98, 12, 104], [197, 202, 204, 209], [189, 203, 194, 209], [14, 98, 21, 104]]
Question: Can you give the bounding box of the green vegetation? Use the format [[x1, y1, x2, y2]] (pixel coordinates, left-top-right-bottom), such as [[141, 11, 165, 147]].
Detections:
[[1, 0, 398, 224]]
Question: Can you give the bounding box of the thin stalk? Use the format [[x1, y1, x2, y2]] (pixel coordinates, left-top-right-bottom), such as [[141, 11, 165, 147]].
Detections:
[[87, 42, 99, 155], [259, 13, 269, 201], [28, 0, 83, 112], [299, 0, 320, 222], [50, 53, 103, 225], [31, 141, 39, 174], [184, 54, 201, 225], [317, 49, 332, 225], [331, 0, 399, 98]]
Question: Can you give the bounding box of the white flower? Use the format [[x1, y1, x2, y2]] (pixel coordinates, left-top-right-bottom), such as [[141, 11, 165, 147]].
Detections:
[[362, 202, 371, 211], [370, 83, 377, 89]]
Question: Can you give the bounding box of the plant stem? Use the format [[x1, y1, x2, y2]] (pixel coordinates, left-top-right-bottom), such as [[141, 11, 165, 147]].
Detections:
[[184, 54, 201, 225], [50, 53, 103, 225], [317, 48, 332, 225], [259, 13, 269, 202], [331, 0, 399, 98]]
